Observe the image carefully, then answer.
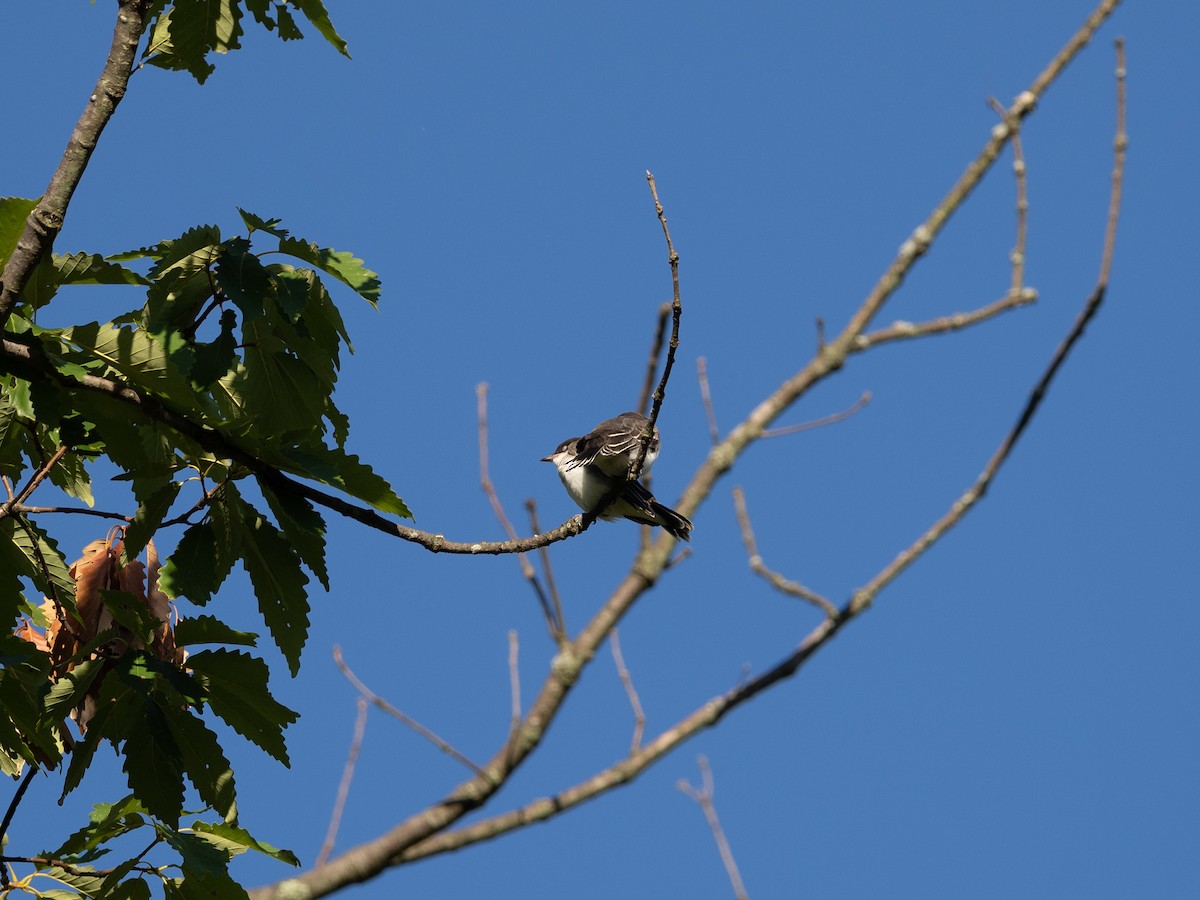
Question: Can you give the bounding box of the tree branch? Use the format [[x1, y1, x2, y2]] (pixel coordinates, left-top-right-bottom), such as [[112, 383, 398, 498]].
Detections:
[[0, 0, 154, 329]]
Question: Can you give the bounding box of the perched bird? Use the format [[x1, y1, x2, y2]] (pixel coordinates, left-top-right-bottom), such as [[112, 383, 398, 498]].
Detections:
[[542, 412, 692, 542]]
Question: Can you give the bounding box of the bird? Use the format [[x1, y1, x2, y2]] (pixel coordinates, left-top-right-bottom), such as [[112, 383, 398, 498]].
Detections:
[[541, 411, 692, 542]]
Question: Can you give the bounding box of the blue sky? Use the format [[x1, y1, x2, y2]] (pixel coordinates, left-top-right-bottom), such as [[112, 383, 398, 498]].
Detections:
[[5, 1, 1198, 897]]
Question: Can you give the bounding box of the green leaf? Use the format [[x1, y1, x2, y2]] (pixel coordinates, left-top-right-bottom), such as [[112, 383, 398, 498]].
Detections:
[[189, 309, 238, 387], [159, 521, 232, 607], [4, 516, 76, 615], [144, 0, 244, 84], [50, 793, 149, 858], [161, 706, 237, 820], [186, 649, 296, 765], [174, 614, 257, 648], [143, 225, 222, 332], [0, 196, 38, 269], [190, 821, 299, 866], [125, 479, 181, 562], [215, 237, 274, 320], [99, 590, 161, 647], [58, 321, 208, 416], [277, 236, 380, 306], [41, 657, 105, 726], [260, 482, 329, 590], [55, 252, 148, 287], [46, 448, 95, 508], [236, 208, 289, 239], [294, 0, 351, 56], [121, 699, 185, 825], [274, 443, 412, 518], [236, 507, 310, 675]]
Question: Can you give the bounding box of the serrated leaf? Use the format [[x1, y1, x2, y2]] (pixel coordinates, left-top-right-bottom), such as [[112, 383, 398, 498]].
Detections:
[[0, 196, 38, 269], [161, 706, 237, 819], [124, 480, 182, 562], [33, 867, 106, 897], [274, 443, 411, 518], [237, 508, 309, 675], [144, 225, 221, 332], [215, 237, 273, 320], [174, 615, 257, 648], [105, 878, 153, 900], [294, 0, 350, 56], [277, 236, 380, 306], [55, 252, 149, 287], [122, 701, 185, 825], [144, 0, 244, 84], [190, 821, 299, 866], [41, 657, 105, 726], [46, 448, 95, 507], [4, 516, 76, 614], [189, 309, 238, 388], [51, 793, 149, 857], [57, 322, 208, 416], [160, 522, 229, 607], [100, 590, 161, 647], [236, 208, 289, 239], [259, 481, 328, 590], [186, 649, 296, 765]]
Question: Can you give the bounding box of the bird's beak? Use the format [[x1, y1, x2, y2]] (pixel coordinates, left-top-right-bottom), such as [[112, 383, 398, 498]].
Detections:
[[540, 454, 556, 463]]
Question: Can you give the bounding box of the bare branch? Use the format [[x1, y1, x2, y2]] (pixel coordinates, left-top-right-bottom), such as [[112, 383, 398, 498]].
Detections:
[[317, 696, 369, 868], [332, 646, 487, 778], [525, 499, 566, 642], [610, 629, 646, 753], [849, 33, 1128, 616], [732, 488, 838, 618], [11, 505, 130, 523], [248, 7, 1124, 896], [507, 630, 522, 753], [477, 384, 559, 632], [0, 0, 155, 329], [853, 291, 1036, 351], [761, 392, 872, 439], [678, 756, 750, 900], [634, 172, 683, 479], [638, 301, 673, 417], [697, 357, 720, 444], [987, 95, 1031, 293], [0, 445, 68, 521]]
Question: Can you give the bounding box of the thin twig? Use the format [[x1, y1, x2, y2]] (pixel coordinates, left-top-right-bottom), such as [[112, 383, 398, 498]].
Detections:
[[11, 505, 130, 522], [634, 171, 683, 479], [507, 630, 521, 753], [761, 391, 872, 439], [525, 499, 566, 642], [697, 357, 720, 445], [332, 646, 487, 778], [0, 766, 38, 888], [987, 96, 1031, 294], [316, 696, 369, 868], [477, 383, 558, 634], [678, 756, 750, 900], [638, 302, 673, 417], [732, 488, 838, 618], [0, 445, 69, 521], [854, 291, 1037, 351], [609, 629, 646, 753]]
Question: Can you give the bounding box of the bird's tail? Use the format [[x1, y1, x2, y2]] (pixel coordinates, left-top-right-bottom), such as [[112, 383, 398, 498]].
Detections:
[[650, 500, 692, 542]]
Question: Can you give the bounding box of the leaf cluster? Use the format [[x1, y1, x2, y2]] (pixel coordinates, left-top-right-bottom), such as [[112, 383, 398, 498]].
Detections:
[[142, 0, 350, 83], [2, 200, 401, 881]]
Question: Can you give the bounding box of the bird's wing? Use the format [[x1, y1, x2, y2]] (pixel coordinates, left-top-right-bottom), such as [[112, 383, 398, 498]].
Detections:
[[565, 412, 658, 473]]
